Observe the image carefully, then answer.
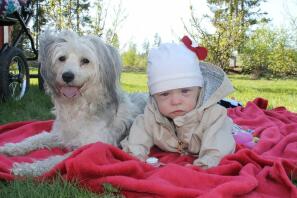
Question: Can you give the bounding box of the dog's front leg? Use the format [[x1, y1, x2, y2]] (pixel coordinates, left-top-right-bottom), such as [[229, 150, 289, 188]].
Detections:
[[0, 131, 62, 156], [12, 152, 72, 177]]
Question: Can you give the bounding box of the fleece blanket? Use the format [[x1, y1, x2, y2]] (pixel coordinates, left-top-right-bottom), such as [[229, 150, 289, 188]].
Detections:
[[0, 97, 297, 197]]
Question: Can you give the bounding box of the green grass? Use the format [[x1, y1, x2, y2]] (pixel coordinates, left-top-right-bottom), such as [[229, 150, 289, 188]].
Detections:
[[120, 72, 148, 92], [0, 72, 296, 196], [0, 177, 123, 198], [0, 86, 53, 124], [228, 75, 297, 112]]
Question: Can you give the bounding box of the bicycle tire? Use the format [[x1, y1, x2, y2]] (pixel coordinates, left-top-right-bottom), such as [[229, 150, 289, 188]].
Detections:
[[0, 47, 30, 101]]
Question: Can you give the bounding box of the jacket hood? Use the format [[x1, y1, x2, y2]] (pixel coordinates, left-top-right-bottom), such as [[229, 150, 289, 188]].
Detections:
[[197, 62, 234, 109]]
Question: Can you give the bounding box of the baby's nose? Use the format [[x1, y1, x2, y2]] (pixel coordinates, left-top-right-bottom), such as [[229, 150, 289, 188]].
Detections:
[[171, 94, 182, 105]]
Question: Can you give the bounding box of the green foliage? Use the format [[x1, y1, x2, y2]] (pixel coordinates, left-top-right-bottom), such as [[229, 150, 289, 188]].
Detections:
[[241, 27, 275, 77], [206, 0, 269, 26], [38, 0, 90, 31], [121, 43, 137, 66], [121, 43, 147, 72], [106, 31, 120, 49], [241, 27, 297, 78], [14, 0, 127, 50], [200, 14, 248, 69], [268, 33, 297, 76], [186, 0, 268, 69]]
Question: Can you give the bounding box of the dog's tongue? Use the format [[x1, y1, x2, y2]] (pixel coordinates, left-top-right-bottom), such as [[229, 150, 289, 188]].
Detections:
[[60, 87, 80, 98]]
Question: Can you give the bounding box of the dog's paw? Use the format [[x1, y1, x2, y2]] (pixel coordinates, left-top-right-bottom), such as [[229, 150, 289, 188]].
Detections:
[[0, 143, 26, 156], [12, 162, 36, 177], [12, 161, 48, 177], [12, 154, 71, 177]]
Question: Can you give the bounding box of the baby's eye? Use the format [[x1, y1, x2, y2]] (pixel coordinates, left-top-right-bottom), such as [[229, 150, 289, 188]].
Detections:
[[181, 88, 190, 93], [159, 92, 169, 97]]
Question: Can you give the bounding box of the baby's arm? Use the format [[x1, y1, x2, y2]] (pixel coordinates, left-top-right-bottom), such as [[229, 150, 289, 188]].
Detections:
[[193, 105, 235, 168], [121, 114, 154, 161]]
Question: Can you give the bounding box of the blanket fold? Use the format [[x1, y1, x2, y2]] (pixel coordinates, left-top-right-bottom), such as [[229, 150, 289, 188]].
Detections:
[[0, 98, 297, 197]]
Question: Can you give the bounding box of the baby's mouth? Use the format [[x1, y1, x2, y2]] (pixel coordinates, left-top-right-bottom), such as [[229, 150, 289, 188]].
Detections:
[[171, 110, 185, 116]]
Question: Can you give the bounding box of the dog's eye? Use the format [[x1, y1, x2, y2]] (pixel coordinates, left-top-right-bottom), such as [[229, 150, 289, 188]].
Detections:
[[81, 58, 90, 65], [59, 56, 66, 62]]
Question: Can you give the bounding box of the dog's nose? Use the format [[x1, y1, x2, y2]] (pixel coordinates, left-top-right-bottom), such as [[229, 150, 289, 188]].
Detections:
[[62, 72, 75, 83]]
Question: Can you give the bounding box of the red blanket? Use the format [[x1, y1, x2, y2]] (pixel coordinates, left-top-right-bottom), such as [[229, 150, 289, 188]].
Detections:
[[0, 98, 297, 197]]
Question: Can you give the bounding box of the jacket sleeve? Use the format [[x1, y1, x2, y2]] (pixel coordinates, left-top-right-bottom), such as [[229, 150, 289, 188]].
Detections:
[[193, 105, 235, 169], [121, 114, 154, 161]]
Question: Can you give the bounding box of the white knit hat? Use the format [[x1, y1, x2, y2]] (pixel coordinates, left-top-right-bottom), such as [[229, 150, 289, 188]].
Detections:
[[147, 43, 203, 95]]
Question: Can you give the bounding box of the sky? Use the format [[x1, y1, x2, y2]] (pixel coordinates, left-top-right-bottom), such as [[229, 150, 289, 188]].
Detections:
[[114, 0, 297, 51]]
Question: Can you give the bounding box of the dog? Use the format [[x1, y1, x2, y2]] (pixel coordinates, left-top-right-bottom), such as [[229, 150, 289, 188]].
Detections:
[[0, 30, 148, 176]]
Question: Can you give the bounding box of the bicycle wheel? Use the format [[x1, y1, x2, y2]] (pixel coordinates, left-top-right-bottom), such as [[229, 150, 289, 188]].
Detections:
[[0, 47, 30, 101]]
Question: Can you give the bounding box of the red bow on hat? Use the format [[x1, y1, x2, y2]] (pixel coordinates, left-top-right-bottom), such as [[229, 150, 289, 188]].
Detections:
[[181, 36, 208, 61]]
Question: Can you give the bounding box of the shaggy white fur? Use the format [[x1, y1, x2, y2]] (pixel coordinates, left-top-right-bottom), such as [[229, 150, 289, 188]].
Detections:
[[0, 30, 148, 176]]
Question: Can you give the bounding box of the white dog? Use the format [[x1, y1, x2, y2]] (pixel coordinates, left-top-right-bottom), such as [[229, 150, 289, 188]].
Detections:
[[0, 30, 147, 176]]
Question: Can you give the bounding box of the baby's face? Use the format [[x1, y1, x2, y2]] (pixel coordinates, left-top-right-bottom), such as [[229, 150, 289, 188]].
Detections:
[[154, 86, 201, 119]]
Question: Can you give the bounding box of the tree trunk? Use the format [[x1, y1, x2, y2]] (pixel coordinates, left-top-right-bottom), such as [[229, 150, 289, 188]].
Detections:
[[76, 0, 80, 33]]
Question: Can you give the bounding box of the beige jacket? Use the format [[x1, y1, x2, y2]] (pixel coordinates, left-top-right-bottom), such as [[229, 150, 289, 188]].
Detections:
[[121, 62, 236, 169]]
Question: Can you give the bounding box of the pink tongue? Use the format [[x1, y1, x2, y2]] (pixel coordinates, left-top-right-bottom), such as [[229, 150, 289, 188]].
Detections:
[[60, 87, 80, 98]]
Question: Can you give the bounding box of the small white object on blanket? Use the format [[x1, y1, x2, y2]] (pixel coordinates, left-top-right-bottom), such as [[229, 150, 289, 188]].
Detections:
[[146, 157, 160, 167]]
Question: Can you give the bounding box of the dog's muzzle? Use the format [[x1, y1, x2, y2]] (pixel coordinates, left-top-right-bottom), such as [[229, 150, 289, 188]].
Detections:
[[60, 86, 81, 98], [60, 72, 81, 98]]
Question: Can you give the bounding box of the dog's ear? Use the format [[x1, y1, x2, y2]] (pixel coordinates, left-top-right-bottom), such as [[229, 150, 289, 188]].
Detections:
[[38, 30, 58, 94], [38, 30, 70, 95], [103, 44, 122, 109], [86, 35, 121, 109]]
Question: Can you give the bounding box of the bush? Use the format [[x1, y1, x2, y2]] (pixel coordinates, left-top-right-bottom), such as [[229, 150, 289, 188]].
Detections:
[[241, 27, 297, 78]]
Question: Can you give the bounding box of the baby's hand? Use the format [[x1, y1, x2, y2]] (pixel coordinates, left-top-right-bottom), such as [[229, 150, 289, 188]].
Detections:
[[185, 163, 198, 169], [132, 154, 146, 162], [185, 163, 204, 170]]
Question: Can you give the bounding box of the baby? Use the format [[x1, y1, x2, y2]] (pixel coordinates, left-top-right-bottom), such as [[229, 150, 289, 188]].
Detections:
[[121, 36, 236, 169]]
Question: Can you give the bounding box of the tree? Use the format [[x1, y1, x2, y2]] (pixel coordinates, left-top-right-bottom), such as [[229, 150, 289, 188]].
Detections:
[[207, 0, 269, 27], [73, 0, 91, 33], [142, 39, 150, 56], [42, 0, 66, 29], [91, 0, 127, 47], [268, 29, 297, 76], [91, 0, 108, 36], [12, 0, 126, 54], [184, 0, 268, 69], [122, 43, 138, 67], [241, 27, 297, 78], [121, 42, 147, 71], [34, 0, 91, 32], [241, 27, 275, 78], [106, 30, 120, 48], [153, 33, 162, 47], [285, 1, 297, 49]]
